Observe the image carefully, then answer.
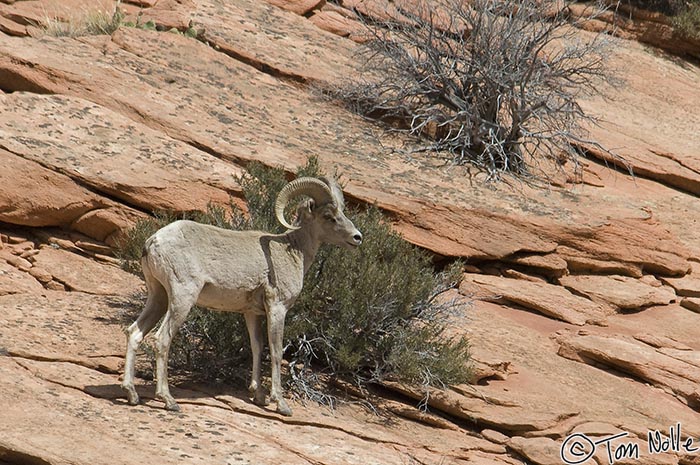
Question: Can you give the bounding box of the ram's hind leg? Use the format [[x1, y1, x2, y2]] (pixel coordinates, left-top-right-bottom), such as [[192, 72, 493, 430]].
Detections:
[[122, 275, 167, 406], [153, 289, 197, 412], [244, 313, 268, 407]]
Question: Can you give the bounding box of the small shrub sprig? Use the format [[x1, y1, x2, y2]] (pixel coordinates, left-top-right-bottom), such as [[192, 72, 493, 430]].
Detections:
[[40, 1, 200, 38]]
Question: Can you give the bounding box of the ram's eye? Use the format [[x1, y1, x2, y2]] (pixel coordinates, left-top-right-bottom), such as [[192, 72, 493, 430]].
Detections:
[[324, 213, 338, 223]]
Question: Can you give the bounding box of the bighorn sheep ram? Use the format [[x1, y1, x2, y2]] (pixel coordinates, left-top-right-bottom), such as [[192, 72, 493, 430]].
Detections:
[[121, 177, 362, 416]]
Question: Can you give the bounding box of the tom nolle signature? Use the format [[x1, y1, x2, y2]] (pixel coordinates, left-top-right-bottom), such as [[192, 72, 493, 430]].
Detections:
[[560, 423, 699, 464]]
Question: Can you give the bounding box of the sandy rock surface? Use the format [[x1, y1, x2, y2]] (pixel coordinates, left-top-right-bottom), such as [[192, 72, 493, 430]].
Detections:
[[1, 0, 700, 464]]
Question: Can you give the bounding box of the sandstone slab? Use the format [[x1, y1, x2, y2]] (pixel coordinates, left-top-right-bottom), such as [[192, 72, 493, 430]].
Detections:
[[681, 297, 700, 313], [0, 92, 240, 214], [192, 0, 358, 83], [557, 332, 700, 408], [555, 217, 692, 277], [309, 10, 363, 39], [0, 259, 44, 295], [0, 11, 29, 36], [0, 0, 136, 28], [27, 266, 52, 284], [555, 245, 645, 277], [578, 31, 700, 196], [569, 421, 626, 437], [385, 381, 579, 434], [462, 300, 700, 461], [266, 0, 325, 16], [570, 3, 700, 59], [481, 429, 510, 445], [559, 274, 677, 311], [30, 247, 142, 295], [506, 436, 561, 465], [661, 262, 700, 298], [634, 333, 693, 351], [0, 147, 114, 228], [504, 253, 568, 278], [0, 291, 130, 370], [460, 273, 609, 325], [140, 0, 193, 30], [604, 304, 700, 354]]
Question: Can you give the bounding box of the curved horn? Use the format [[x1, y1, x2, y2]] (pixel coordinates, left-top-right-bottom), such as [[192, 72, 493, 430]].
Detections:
[[320, 176, 345, 211], [275, 177, 335, 230]]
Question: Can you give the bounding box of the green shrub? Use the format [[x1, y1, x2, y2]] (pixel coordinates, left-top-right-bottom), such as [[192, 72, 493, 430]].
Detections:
[[287, 207, 469, 388], [671, 2, 700, 40], [622, 0, 700, 40], [116, 158, 471, 403], [622, 0, 688, 15]]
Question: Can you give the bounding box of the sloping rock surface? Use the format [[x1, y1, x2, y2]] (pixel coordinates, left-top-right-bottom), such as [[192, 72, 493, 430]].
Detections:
[[0, 0, 699, 464], [558, 274, 677, 310], [558, 331, 700, 407], [460, 273, 610, 325]]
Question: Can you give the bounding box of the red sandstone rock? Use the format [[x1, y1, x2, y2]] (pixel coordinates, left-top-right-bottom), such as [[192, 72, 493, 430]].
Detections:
[[0, 260, 43, 295], [0, 149, 105, 227], [460, 273, 610, 325], [31, 248, 142, 295], [0, 92, 239, 214], [0, 0, 698, 463], [661, 262, 700, 297], [266, 0, 325, 16], [681, 297, 700, 313], [27, 266, 52, 284], [557, 332, 700, 408], [558, 274, 677, 310], [507, 436, 561, 465], [569, 3, 700, 59], [309, 10, 360, 38]]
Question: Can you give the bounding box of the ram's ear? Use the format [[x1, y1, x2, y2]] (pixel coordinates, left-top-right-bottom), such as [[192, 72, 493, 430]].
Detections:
[[306, 198, 316, 212]]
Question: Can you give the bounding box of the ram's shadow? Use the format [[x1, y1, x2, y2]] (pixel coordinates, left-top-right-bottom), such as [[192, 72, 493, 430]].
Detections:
[[84, 381, 255, 411]]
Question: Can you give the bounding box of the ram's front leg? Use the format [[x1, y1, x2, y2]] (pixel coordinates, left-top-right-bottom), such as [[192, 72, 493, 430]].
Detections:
[[266, 301, 292, 416]]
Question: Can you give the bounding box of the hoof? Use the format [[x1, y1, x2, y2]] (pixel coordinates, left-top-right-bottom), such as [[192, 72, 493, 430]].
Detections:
[[276, 400, 293, 417], [157, 394, 181, 412], [165, 402, 181, 412], [252, 389, 269, 407], [122, 385, 140, 406]]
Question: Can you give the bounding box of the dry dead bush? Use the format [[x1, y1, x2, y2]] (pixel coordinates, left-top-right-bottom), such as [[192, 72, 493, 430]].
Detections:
[[336, 0, 625, 182]]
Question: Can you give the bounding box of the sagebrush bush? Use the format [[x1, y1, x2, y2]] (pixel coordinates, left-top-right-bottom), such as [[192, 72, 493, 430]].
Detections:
[[623, 0, 687, 14], [622, 0, 700, 40], [116, 158, 471, 402], [287, 207, 469, 389], [671, 1, 700, 40]]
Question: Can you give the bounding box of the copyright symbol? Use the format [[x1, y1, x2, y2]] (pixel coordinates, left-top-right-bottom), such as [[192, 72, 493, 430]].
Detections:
[[560, 433, 596, 464]]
